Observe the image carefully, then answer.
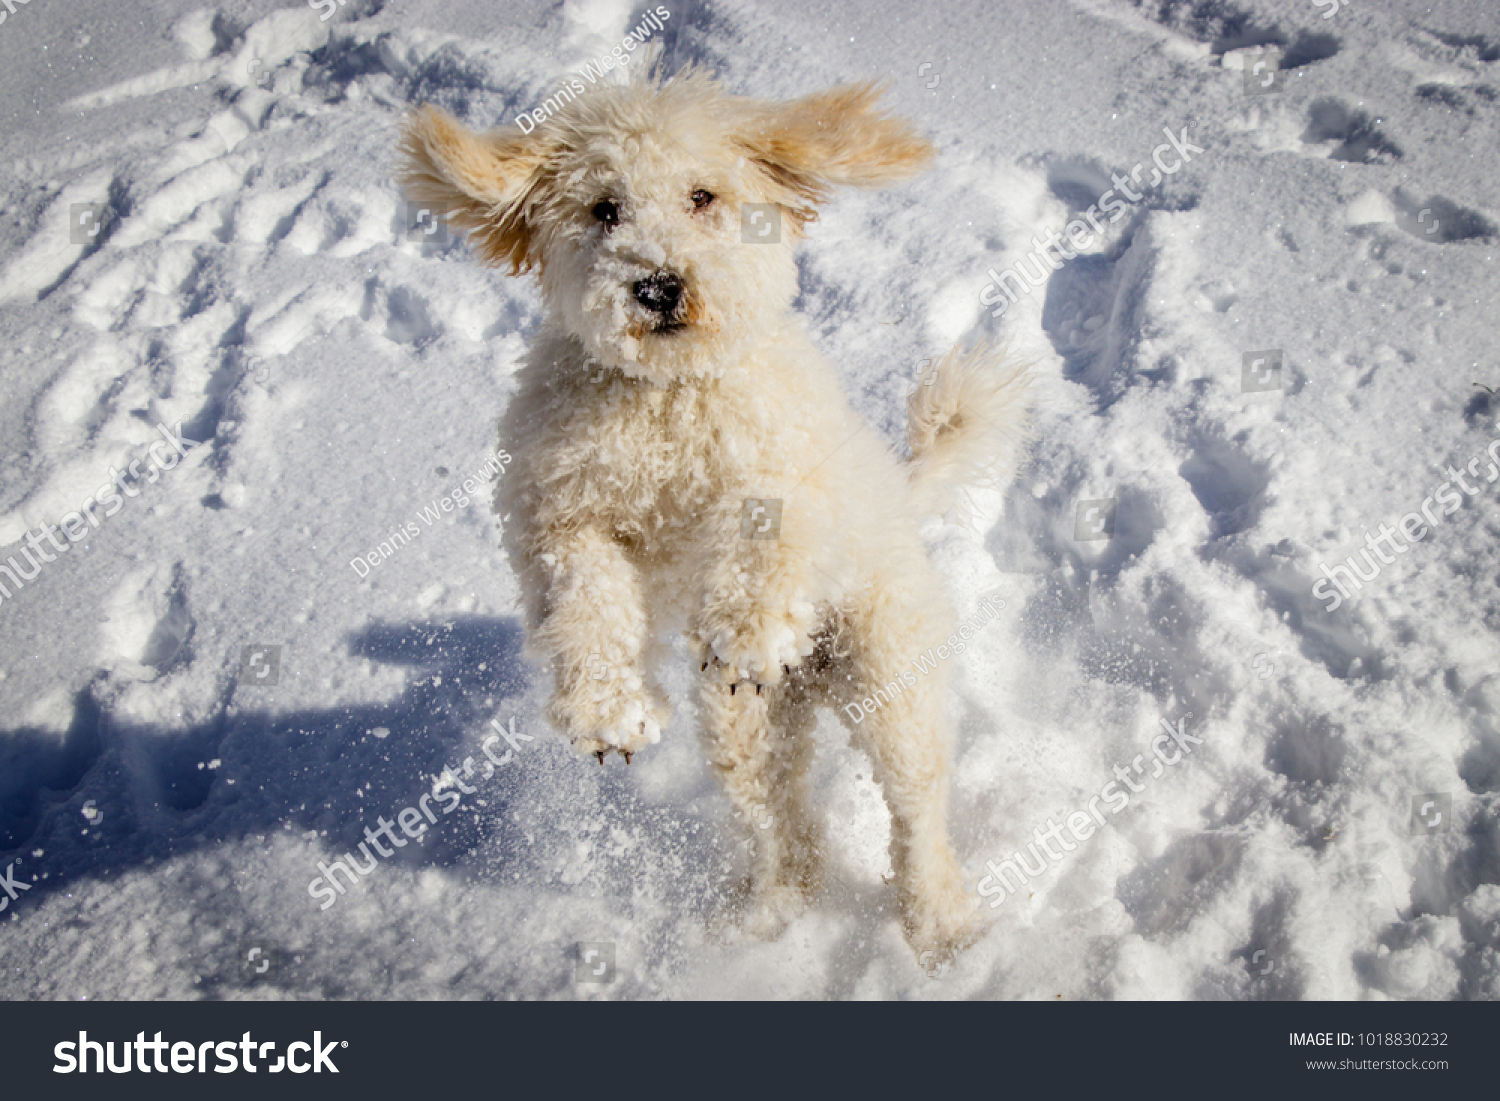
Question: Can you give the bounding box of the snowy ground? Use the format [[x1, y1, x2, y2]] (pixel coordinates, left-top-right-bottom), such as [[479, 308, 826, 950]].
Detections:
[[1, 0, 1498, 1000]]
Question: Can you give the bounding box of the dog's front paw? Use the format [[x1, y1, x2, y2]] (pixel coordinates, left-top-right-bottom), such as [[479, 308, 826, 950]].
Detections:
[[550, 691, 664, 765], [699, 653, 778, 696], [569, 725, 658, 766], [698, 600, 818, 688]]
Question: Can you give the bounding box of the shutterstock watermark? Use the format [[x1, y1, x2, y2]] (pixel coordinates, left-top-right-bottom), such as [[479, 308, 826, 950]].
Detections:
[[739, 497, 782, 539], [1410, 792, 1451, 835], [1242, 349, 1283, 393], [1311, 434, 1500, 611], [0, 859, 31, 917], [978, 125, 1204, 318], [977, 713, 1203, 908], [741, 203, 781, 243], [575, 942, 616, 983], [307, 716, 531, 909], [0, 420, 200, 608], [1074, 498, 1117, 541]]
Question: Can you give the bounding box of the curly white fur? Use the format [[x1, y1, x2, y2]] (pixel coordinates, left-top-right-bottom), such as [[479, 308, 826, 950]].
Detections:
[[399, 64, 1030, 959]]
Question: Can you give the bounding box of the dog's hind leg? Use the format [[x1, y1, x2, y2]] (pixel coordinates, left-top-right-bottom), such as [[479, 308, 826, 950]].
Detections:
[[761, 683, 825, 897], [836, 576, 982, 958], [697, 669, 824, 936]]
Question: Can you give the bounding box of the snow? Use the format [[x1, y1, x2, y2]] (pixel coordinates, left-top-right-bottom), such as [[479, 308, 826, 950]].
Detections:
[[1, 0, 1498, 1000]]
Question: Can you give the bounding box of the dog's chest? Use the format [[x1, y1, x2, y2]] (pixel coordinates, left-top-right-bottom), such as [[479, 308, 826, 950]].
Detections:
[[553, 378, 730, 540]]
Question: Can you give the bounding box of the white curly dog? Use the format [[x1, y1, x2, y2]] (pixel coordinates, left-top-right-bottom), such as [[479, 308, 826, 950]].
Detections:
[[399, 65, 1029, 958]]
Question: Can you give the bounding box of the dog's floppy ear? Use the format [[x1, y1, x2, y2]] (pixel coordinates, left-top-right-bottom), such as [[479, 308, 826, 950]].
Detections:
[[398, 105, 550, 274], [736, 81, 934, 226]]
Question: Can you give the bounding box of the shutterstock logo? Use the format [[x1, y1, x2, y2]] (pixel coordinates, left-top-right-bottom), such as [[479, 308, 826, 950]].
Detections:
[[402, 200, 449, 245], [1410, 792, 1450, 835], [576, 942, 616, 983], [739, 498, 782, 539], [55, 1032, 346, 1074], [1074, 498, 1116, 541], [740, 203, 781, 243], [1243, 50, 1283, 95], [70, 202, 108, 243], [1242, 349, 1283, 393]]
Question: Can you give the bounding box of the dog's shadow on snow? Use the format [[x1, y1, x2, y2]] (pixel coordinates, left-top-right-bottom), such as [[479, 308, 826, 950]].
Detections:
[[0, 615, 732, 931]]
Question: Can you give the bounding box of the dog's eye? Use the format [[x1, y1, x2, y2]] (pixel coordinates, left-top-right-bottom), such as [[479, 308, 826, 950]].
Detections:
[[592, 199, 620, 228], [690, 189, 714, 210]]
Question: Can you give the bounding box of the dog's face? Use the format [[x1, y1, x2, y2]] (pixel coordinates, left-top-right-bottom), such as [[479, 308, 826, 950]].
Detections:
[[399, 70, 932, 384], [529, 94, 800, 381]]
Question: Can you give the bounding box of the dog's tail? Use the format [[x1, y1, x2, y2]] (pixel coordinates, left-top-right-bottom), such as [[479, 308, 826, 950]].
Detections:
[[905, 341, 1032, 521]]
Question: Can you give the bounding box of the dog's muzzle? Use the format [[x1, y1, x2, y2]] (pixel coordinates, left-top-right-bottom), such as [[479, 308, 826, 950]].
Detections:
[[632, 271, 685, 331]]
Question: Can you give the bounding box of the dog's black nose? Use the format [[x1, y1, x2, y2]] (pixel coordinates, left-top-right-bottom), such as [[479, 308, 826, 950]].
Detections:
[[632, 272, 683, 315]]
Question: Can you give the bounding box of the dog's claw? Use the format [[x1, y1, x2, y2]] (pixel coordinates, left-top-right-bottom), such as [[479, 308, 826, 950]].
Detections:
[[595, 750, 606, 766], [624, 751, 632, 765], [703, 652, 775, 697]]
